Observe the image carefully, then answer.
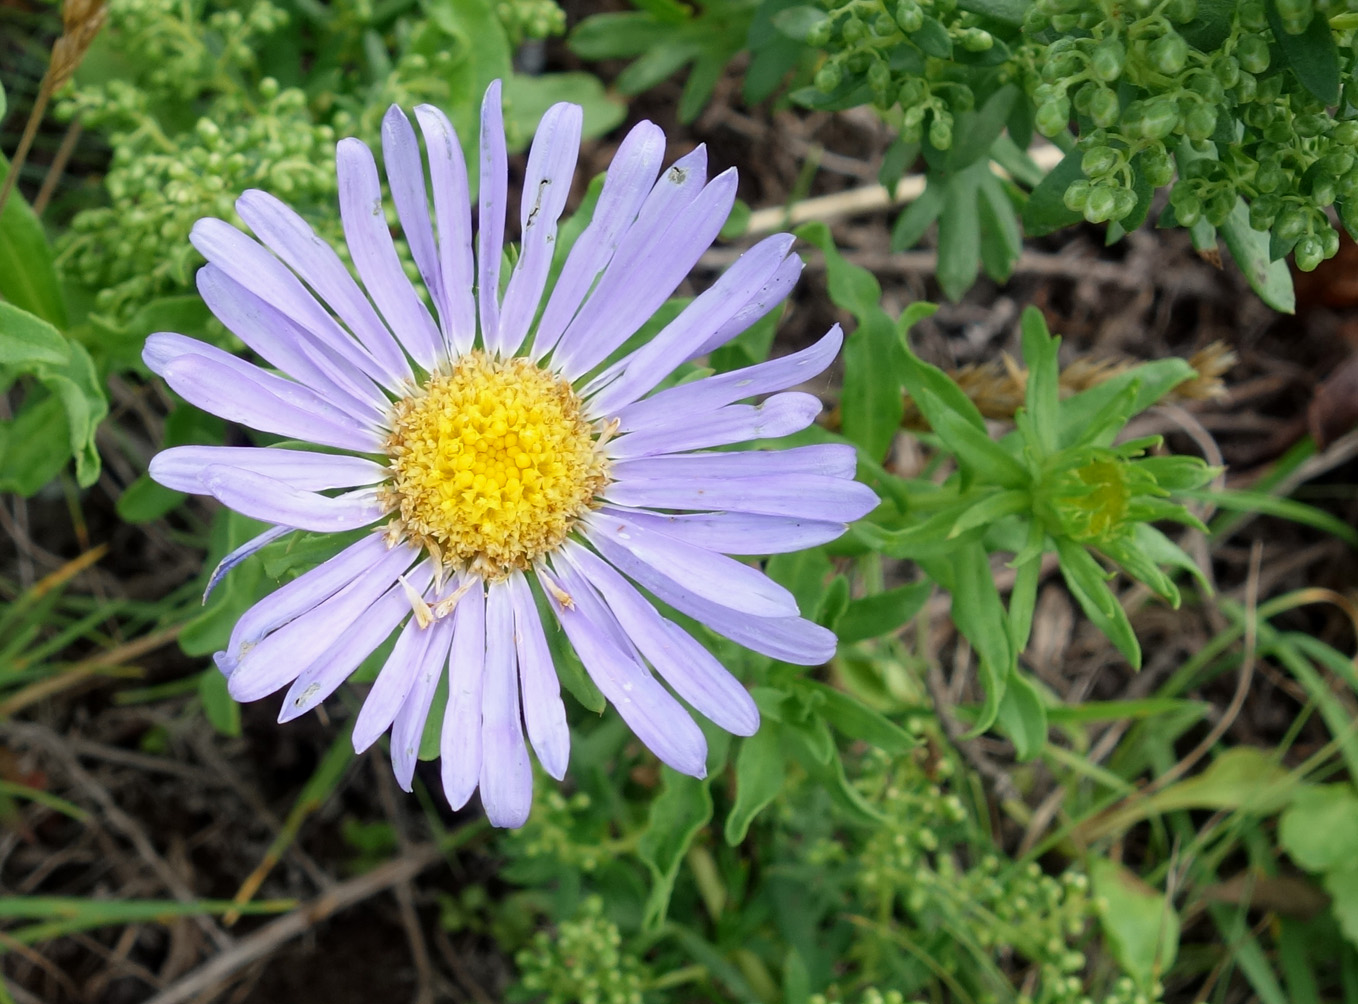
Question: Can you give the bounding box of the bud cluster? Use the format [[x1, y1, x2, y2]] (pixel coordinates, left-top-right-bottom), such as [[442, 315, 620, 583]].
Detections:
[[514, 896, 651, 1004], [803, 0, 1358, 274]]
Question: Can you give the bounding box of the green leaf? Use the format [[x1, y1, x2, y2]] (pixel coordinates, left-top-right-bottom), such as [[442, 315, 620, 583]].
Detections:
[[891, 175, 946, 251], [570, 11, 673, 56], [1091, 858, 1180, 992], [1266, 0, 1340, 103], [1324, 866, 1358, 951], [936, 165, 983, 301], [910, 15, 953, 57], [0, 394, 72, 495], [1193, 488, 1358, 547], [1056, 358, 1196, 447], [922, 388, 1029, 487], [117, 475, 186, 524], [956, 0, 1025, 24], [639, 771, 712, 930], [948, 487, 1031, 537], [799, 681, 918, 755], [835, 580, 931, 643], [419, 0, 511, 154], [0, 302, 71, 369], [0, 155, 66, 328], [198, 668, 242, 737], [994, 669, 1046, 759], [1280, 784, 1358, 873], [770, 5, 827, 40], [1220, 197, 1295, 314], [920, 540, 1012, 731], [898, 322, 989, 433], [38, 340, 107, 487], [1055, 537, 1141, 668], [947, 85, 1018, 172], [977, 172, 1022, 283], [1022, 146, 1084, 237], [724, 725, 785, 845], [502, 73, 626, 143], [1019, 306, 1059, 455], [797, 221, 904, 460]]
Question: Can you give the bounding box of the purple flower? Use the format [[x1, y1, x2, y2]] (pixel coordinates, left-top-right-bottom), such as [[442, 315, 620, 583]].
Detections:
[[145, 81, 878, 827]]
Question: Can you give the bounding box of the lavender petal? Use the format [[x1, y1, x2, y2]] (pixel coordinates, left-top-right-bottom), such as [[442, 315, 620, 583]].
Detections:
[[497, 103, 583, 357], [414, 105, 476, 354], [544, 561, 708, 777], [614, 326, 843, 430], [337, 138, 443, 371], [234, 190, 413, 386], [597, 507, 848, 556], [477, 81, 507, 353], [608, 392, 822, 459], [440, 581, 486, 810], [606, 473, 879, 522], [151, 445, 389, 494], [202, 467, 384, 533], [563, 542, 758, 735], [508, 571, 570, 780], [479, 581, 533, 827], [531, 121, 666, 360]]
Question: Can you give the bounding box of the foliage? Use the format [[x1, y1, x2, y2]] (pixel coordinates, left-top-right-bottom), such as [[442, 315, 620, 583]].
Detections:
[[5, 2, 1358, 1002], [573, 0, 1358, 309]]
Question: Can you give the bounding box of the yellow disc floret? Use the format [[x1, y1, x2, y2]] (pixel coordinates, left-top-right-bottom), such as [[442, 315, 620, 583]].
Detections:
[[382, 352, 609, 579]]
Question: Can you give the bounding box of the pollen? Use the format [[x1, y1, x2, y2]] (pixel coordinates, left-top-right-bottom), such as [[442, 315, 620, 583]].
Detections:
[[382, 352, 610, 579]]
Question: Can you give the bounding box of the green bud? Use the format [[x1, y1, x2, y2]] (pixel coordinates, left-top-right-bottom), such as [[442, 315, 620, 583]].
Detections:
[[1185, 104, 1217, 141], [1213, 54, 1240, 88], [1084, 185, 1117, 223], [1166, 0, 1196, 20], [1186, 71, 1224, 103], [873, 12, 897, 36], [1111, 188, 1138, 219], [1296, 113, 1330, 138], [1250, 194, 1281, 229], [806, 19, 833, 46], [961, 27, 994, 51], [1064, 179, 1093, 212], [1256, 73, 1285, 102], [1035, 98, 1071, 137], [1276, 205, 1309, 241], [1149, 33, 1189, 75], [1137, 98, 1179, 140], [899, 77, 928, 106], [1205, 190, 1234, 226], [1237, 34, 1269, 74], [869, 59, 891, 90], [1234, 71, 1257, 102], [929, 117, 953, 150], [1089, 87, 1120, 128], [1339, 168, 1358, 199], [1335, 121, 1358, 147], [1295, 234, 1324, 270], [1171, 185, 1202, 226], [1240, 1, 1267, 29], [1312, 178, 1337, 207], [1140, 147, 1174, 187], [1275, 0, 1313, 33], [1081, 145, 1119, 177], [814, 62, 842, 92], [1091, 40, 1124, 81], [903, 103, 926, 127], [895, 0, 924, 31], [1322, 225, 1340, 257]]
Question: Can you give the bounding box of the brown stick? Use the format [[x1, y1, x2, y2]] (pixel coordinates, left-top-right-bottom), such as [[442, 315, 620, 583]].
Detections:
[[141, 844, 445, 1004]]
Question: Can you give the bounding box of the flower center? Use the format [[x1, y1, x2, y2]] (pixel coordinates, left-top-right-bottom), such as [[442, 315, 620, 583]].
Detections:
[[382, 352, 609, 579]]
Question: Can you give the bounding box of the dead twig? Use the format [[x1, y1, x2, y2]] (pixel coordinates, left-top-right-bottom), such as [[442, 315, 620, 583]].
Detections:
[[141, 844, 445, 1004]]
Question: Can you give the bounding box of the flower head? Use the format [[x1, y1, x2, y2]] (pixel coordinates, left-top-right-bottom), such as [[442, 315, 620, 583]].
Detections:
[[145, 81, 878, 826]]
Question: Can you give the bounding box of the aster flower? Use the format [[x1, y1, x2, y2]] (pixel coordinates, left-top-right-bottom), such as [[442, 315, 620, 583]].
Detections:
[[144, 81, 879, 827]]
